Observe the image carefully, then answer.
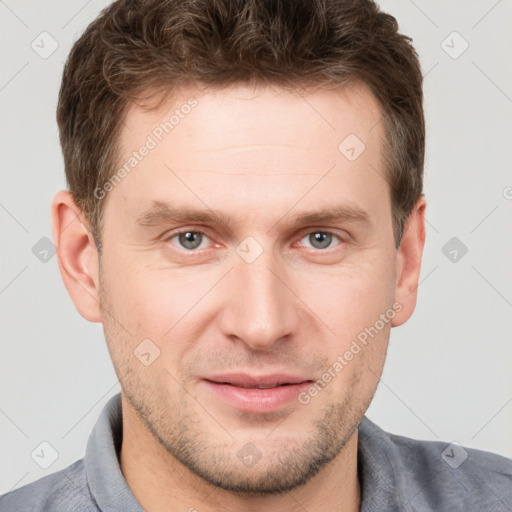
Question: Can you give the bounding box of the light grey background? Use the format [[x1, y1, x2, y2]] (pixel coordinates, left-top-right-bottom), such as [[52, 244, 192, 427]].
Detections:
[[1, 0, 511, 494]]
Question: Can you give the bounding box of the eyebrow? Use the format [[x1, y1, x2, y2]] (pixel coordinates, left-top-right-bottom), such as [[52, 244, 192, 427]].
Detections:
[[136, 200, 372, 229]]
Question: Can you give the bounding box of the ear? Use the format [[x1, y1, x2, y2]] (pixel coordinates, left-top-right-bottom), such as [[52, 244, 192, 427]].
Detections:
[[51, 190, 102, 322], [390, 195, 427, 327]]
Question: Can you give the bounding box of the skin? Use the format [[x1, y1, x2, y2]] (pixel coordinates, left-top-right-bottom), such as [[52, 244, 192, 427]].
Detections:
[[52, 82, 426, 512]]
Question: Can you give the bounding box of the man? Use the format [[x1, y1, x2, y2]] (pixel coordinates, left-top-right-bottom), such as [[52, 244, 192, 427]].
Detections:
[[1, 0, 511, 510]]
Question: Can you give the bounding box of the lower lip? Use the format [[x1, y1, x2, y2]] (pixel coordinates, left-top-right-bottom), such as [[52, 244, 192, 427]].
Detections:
[[202, 380, 312, 413]]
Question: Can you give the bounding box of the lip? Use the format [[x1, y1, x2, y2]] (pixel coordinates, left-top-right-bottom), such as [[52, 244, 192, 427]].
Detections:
[[201, 373, 313, 413], [204, 373, 311, 388]]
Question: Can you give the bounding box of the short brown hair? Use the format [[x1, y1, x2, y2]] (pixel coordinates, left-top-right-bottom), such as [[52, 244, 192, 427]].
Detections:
[[57, 0, 424, 251]]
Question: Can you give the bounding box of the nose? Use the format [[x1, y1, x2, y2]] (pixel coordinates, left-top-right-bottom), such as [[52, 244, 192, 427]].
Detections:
[[219, 245, 299, 351]]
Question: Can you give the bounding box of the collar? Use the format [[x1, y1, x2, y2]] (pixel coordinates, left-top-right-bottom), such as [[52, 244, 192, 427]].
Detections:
[[84, 393, 143, 512]]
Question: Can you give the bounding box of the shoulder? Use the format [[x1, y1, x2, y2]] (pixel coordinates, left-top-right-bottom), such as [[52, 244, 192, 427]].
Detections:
[[0, 459, 98, 512], [359, 416, 512, 511]]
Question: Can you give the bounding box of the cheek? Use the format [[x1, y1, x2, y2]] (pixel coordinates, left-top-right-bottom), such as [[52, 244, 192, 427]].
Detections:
[[295, 257, 395, 336], [291, 255, 395, 398], [102, 256, 182, 326], [103, 260, 221, 370]]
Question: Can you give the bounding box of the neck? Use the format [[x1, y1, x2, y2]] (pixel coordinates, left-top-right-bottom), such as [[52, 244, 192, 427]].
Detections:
[[120, 395, 361, 512]]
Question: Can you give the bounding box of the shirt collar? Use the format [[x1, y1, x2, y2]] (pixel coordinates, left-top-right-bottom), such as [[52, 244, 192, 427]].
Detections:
[[357, 416, 406, 511], [84, 393, 144, 512]]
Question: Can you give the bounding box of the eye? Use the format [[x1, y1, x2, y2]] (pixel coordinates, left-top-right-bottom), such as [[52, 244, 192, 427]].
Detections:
[[168, 230, 210, 251], [165, 229, 345, 253], [299, 231, 343, 250]]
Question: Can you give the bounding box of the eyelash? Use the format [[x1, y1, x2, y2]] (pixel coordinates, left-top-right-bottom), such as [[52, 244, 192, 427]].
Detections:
[[164, 228, 347, 253]]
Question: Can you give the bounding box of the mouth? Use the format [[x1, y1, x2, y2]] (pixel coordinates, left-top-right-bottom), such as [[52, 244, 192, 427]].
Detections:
[[209, 382, 300, 389], [203, 373, 312, 388], [201, 373, 314, 413]]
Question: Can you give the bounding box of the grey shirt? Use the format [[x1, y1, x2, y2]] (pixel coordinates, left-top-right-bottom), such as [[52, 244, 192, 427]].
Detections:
[[1, 393, 511, 511]]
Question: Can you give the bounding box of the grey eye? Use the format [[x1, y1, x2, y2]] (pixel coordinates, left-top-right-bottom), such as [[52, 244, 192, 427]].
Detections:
[[177, 231, 204, 250], [303, 232, 338, 250]]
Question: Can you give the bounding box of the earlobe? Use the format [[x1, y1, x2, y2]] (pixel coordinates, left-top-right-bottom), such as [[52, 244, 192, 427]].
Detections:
[[51, 190, 102, 323], [391, 195, 427, 327]]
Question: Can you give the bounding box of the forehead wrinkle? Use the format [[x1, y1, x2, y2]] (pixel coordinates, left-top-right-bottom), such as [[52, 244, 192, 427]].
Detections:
[[162, 168, 324, 176]]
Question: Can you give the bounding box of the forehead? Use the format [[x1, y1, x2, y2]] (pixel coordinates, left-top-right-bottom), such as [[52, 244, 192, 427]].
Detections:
[[106, 83, 388, 232], [122, 82, 383, 155]]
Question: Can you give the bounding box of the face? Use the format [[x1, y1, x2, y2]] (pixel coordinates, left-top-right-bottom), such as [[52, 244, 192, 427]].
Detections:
[[93, 83, 406, 494]]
